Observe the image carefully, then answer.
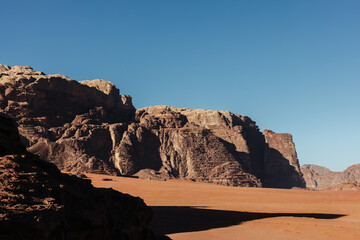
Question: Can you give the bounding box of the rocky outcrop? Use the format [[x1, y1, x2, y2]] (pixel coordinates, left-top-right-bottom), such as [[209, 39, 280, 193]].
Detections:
[[301, 164, 360, 190], [0, 114, 168, 240], [0, 64, 304, 188], [263, 130, 305, 188], [326, 181, 360, 191]]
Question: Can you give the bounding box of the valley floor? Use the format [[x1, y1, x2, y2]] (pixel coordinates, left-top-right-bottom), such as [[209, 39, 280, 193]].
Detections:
[[86, 173, 360, 240]]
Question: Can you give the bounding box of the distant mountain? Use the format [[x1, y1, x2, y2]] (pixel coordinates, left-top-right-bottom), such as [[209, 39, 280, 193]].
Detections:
[[301, 164, 360, 190], [0, 64, 305, 188]]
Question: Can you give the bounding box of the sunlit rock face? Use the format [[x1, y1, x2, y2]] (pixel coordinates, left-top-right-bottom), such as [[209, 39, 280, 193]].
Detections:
[[0, 64, 304, 188]]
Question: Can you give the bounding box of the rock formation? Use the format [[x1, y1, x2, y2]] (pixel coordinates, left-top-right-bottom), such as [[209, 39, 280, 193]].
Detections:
[[325, 181, 360, 191], [301, 164, 360, 190], [0, 64, 134, 175], [0, 64, 305, 188], [0, 114, 169, 240]]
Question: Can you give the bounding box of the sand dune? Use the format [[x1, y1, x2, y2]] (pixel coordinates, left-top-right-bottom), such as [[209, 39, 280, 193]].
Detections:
[[87, 173, 360, 240]]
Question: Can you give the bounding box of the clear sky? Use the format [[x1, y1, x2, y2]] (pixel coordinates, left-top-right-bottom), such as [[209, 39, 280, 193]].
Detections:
[[1, 1, 359, 171]]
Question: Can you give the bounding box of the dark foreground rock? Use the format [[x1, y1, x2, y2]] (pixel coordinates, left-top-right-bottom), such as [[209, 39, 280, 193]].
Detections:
[[0, 64, 304, 188], [0, 114, 169, 240]]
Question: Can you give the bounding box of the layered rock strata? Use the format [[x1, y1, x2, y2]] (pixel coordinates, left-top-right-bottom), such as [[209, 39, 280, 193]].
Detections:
[[301, 164, 360, 190], [0, 114, 168, 240], [0, 64, 304, 188]]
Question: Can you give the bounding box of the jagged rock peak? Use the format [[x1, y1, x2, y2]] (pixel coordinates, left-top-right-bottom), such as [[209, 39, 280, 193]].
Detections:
[[301, 164, 331, 175], [0, 64, 11, 72], [0, 64, 48, 80], [138, 105, 255, 128], [80, 79, 119, 95]]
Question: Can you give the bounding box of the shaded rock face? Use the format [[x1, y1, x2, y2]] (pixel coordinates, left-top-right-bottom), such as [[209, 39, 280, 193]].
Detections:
[[0, 114, 27, 155], [301, 164, 360, 190], [0, 115, 168, 240], [263, 130, 305, 188], [0, 64, 304, 188]]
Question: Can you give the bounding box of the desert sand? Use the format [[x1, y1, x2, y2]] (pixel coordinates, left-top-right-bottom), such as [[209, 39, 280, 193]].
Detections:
[[87, 173, 360, 240]]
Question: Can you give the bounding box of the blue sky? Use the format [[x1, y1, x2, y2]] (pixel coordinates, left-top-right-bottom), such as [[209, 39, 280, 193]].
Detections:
[[1, 1, 359, 171]]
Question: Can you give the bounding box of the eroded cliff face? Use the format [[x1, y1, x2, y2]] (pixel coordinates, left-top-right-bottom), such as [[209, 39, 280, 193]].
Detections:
[[0, 114, 168, 240], [0, 64, 304, 188]]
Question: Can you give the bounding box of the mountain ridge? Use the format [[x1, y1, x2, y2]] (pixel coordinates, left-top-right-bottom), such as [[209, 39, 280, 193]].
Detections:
[[0, 64, 305, 188]]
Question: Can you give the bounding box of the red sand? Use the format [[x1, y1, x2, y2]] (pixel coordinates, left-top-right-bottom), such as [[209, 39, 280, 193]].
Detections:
[[86, 173, 360, 240]]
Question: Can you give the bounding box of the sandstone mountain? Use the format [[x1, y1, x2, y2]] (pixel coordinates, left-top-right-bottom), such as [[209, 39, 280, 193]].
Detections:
[[0, 114, 169, 240], [0, 64, 305, 188], [301, 164, 360, 190]]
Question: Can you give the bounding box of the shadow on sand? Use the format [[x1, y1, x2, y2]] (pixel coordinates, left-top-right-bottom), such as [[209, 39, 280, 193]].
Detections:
[[151, 206, 345, 235]]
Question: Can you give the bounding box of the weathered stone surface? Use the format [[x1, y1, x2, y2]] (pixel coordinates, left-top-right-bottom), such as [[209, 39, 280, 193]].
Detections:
[[0, 115, 169, 240], [301, 164, 360, 190], [0, 64, 305, 188], [263, 130, 305, 188]]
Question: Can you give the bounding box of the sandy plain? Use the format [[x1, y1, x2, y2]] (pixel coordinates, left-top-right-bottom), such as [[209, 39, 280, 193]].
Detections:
[[86, 173, 360, 240]]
